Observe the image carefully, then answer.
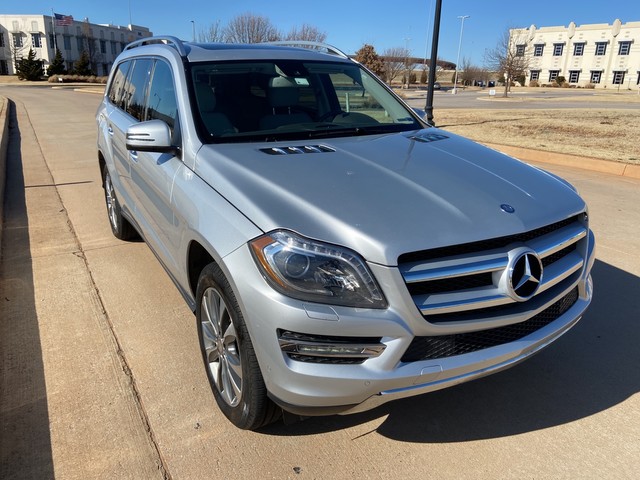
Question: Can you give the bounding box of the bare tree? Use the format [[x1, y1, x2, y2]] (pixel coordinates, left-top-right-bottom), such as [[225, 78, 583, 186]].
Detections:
[[485, 27, 529, 97], [81, 19, 100, 75], [285, 24, 326, 42], [9, 33, 28, 72], [382, 47, 410, 84], [460, 56, 488, 86], [224, 13, 281, 43], [198, 20, 224, 43]]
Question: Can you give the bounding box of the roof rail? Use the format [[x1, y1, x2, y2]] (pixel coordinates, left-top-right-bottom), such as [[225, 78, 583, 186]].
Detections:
[[265, 41, 349, 59], [124, 36, 188, 57]]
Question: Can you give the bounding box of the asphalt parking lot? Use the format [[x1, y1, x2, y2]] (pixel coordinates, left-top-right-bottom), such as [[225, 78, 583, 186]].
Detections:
[[1, 85, 639, 479]]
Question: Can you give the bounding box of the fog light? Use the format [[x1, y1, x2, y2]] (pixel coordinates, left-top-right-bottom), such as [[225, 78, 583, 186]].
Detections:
[[278, 330, 386, 362]]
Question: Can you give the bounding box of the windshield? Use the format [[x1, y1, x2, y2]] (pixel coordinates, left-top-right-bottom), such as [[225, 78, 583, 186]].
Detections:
[[189, 59, 424, 143]]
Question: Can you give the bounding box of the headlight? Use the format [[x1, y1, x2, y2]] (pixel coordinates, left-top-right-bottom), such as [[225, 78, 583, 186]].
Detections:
[[250, 230, 387, 309]]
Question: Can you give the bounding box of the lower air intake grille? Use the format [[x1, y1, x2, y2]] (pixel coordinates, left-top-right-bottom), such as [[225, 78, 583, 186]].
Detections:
[[401, 287, 579, 362]]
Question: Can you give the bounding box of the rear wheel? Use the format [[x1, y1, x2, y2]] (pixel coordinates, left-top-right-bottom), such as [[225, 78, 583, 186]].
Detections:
[[102, 165, 137, 240], [196, 262, 280, 430]]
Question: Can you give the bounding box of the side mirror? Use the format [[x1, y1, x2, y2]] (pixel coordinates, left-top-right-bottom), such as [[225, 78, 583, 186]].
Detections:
[[126, 120, 179, 154]]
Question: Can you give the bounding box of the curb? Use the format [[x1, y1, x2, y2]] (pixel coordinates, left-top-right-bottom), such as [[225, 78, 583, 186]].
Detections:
[[0, 96, 9, 251], [483, 142, 640, 180]]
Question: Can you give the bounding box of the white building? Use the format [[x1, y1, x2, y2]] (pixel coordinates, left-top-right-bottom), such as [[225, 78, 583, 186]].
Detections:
[[511, 19, 640, 89], [0, 14, 152, 76]]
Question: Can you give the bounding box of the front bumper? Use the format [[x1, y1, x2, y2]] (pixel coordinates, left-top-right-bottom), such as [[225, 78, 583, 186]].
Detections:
[[221, 230, 595, 416]]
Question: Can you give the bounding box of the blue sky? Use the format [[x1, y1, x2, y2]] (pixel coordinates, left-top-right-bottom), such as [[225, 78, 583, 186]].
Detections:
[[5, 1, 639, 65]]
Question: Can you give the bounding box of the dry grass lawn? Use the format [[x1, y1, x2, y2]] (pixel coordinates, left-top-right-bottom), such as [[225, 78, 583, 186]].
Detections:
[[433, 99, 640, 164]]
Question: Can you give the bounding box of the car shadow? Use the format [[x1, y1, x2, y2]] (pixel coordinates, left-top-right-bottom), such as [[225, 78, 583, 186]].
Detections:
[[261, 259, 639, 441], [0, 101, 54, 478]]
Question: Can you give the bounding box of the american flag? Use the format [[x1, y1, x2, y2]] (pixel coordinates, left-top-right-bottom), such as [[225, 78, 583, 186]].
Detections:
[[54, 13, 74, 26]]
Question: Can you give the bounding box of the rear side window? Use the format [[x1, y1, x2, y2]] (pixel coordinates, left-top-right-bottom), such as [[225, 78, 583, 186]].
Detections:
[[107, 60, 131, 109], [146, 60, 178, 131], [123, 58, 153, 121]]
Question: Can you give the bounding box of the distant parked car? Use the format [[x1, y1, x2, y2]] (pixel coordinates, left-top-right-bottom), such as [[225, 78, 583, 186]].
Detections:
[[432, 81, 441, 90]]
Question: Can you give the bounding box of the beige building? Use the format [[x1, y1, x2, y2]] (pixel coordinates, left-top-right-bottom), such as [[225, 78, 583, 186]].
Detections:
[[0, 14, 152, 76], [511, 19, 640, 89]]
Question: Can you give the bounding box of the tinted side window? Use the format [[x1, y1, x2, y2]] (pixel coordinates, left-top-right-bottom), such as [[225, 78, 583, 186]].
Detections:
[[146, 60, 178, 131], [124, 58, 153, 121], [107, 60, 131, 109]]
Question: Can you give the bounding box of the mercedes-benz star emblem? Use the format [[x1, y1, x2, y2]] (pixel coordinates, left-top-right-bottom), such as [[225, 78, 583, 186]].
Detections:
[[500, 204, 515, 213], [509, 251, 543, 301]]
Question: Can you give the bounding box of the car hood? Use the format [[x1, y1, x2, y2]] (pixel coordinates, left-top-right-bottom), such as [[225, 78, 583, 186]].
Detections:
[[194, 129, 586, 266]]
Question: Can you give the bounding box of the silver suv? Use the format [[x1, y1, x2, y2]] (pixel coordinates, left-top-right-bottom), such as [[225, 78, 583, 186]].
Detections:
[[96, 37, 595, 430]]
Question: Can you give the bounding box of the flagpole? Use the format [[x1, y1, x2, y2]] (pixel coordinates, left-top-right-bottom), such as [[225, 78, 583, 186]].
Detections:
[[50, 8, 58, 51]]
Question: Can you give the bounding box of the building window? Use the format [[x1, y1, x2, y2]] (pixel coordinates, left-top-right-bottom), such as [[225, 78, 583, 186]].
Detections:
[[0, 60, 8, 75], [63, 35, 71, 50], [77, 37, 84, 51], [569, 71, 580, 83], [590, 71, 602, 84], [516, 44, 525, 56], [100, 39, 106, 54], [0, 33, 5, 48], [553, 43, 564, 56], [618, 41, 631, 56], [548, 70, 560, 82], [573, 43, 585, 56], [612, 71, 625, 85], [49, 33, 55, 48], [530, 70, 540, 81], [534, 44, 544, 56], [32, 33, 42, 48], [12, 33, 24, 48], [595, 42, 607, 56], [111, 41, 117, 55]]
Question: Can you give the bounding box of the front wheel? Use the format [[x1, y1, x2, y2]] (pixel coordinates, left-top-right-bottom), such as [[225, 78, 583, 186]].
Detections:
[[196, 263, 280, 430], [102, 165, 137, 240]]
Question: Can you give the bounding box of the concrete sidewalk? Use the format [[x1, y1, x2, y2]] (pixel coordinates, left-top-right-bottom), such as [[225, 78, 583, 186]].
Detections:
[[0, 96, 164, 479]]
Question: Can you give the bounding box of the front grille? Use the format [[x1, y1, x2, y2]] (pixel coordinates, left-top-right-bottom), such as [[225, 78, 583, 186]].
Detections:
[[401, 287, 579, 362], [398, 214, 588, 320]]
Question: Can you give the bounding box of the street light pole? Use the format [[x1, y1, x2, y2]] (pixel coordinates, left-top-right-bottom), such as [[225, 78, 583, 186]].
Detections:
[[425, 0, 442, 125], [452, 15, 470, 95], [191, 20, 196, 42]]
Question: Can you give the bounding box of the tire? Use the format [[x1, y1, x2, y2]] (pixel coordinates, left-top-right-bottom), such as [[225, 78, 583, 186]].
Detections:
[[102, 164, 137, 240], [196, 263, 280, 430]]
